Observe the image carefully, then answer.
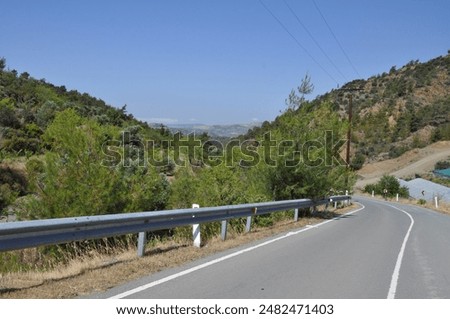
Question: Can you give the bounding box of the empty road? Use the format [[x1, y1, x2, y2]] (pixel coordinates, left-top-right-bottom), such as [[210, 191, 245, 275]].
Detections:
[[90, 197, 450, 299]]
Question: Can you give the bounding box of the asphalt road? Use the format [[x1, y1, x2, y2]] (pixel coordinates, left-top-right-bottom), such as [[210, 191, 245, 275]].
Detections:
[[90, 197, 450, 299]]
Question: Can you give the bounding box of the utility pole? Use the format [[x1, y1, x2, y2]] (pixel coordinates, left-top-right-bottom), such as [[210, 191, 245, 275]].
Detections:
[[340, 87, 363, 189], [346, 94, 353, 167], [340, 88, 363, 167]]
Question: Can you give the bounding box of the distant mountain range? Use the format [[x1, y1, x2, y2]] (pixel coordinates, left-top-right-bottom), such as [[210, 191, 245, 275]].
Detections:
[[151, 122, 261, 138]]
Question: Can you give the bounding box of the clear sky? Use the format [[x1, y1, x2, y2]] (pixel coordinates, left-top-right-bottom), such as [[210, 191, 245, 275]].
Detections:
[[1, 0, 449, 125]]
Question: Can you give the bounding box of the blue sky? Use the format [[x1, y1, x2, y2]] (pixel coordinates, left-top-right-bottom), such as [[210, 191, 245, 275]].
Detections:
[[1, 0, 449, 125]]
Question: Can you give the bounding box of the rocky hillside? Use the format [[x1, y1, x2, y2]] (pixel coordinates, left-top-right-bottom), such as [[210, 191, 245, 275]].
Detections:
[[336, 53, 449, 163], [246, 53, 450, 168]]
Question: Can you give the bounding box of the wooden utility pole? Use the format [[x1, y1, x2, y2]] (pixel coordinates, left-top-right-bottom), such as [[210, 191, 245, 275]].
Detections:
[[346, 94, 353, 167], [339, 87, 363, 189]]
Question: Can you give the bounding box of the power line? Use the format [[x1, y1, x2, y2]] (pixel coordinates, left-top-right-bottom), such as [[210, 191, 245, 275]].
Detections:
[[312, 0, 361, 78], [282, 0, 348, 82], [258, 0, 339, 85]]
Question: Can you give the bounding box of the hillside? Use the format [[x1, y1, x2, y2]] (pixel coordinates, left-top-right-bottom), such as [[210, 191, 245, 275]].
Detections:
[[0, 58, 168, 158], [355, 140, 450, 188], [0, 58, 173, 217], [338, 54, 450, 163], [245, 53, 450, 168]]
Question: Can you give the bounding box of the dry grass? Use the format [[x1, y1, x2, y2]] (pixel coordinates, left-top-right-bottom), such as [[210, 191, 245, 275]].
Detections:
[[409, 198, 450, 215], [0, 204, 356, 299]]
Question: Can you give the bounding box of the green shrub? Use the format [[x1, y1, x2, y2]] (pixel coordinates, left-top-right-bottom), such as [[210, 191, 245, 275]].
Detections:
[[363, 175, 409, 198], [350, 153, 366, 170]]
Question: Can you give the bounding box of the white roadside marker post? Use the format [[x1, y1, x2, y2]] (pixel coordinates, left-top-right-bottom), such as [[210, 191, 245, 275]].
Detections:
[[192, 204, 201, 248]]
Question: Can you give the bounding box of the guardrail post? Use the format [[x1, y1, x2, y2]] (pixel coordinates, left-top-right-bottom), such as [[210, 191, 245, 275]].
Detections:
[[245, 216, 252, 233], [137, 232, 146, 257], [221, 220, 228, 241], [345, 190, 349, 206], [246, 207, 257, 232], [192, 204, 201, 248], [294, 208, 299, 222]]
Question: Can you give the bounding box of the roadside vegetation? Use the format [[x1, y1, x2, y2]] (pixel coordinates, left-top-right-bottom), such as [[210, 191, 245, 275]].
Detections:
[[363, 175, 409, 198]]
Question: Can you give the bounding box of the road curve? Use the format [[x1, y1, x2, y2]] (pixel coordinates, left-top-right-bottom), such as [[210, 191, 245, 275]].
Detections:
[[89, 197, 450, 299]]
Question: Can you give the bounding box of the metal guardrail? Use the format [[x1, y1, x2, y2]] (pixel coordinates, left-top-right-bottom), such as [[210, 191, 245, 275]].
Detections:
[[0, 195, 350, 255]]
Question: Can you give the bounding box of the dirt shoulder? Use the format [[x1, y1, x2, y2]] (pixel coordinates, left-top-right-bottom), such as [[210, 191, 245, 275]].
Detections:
[[355, 141, 450, 188], [0, 204, 356, 299]]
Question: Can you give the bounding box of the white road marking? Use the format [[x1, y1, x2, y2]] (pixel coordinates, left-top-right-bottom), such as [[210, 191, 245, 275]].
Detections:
[[108, 204, 365, 299], [385, 204, 415, 299]]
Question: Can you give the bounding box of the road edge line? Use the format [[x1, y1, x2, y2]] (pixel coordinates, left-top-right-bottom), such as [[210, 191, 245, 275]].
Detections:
[[385, 204, 415, 299]]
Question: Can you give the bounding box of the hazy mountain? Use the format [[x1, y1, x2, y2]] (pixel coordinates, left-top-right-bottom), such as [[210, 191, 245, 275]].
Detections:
[[154, 122, 261, 138]]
